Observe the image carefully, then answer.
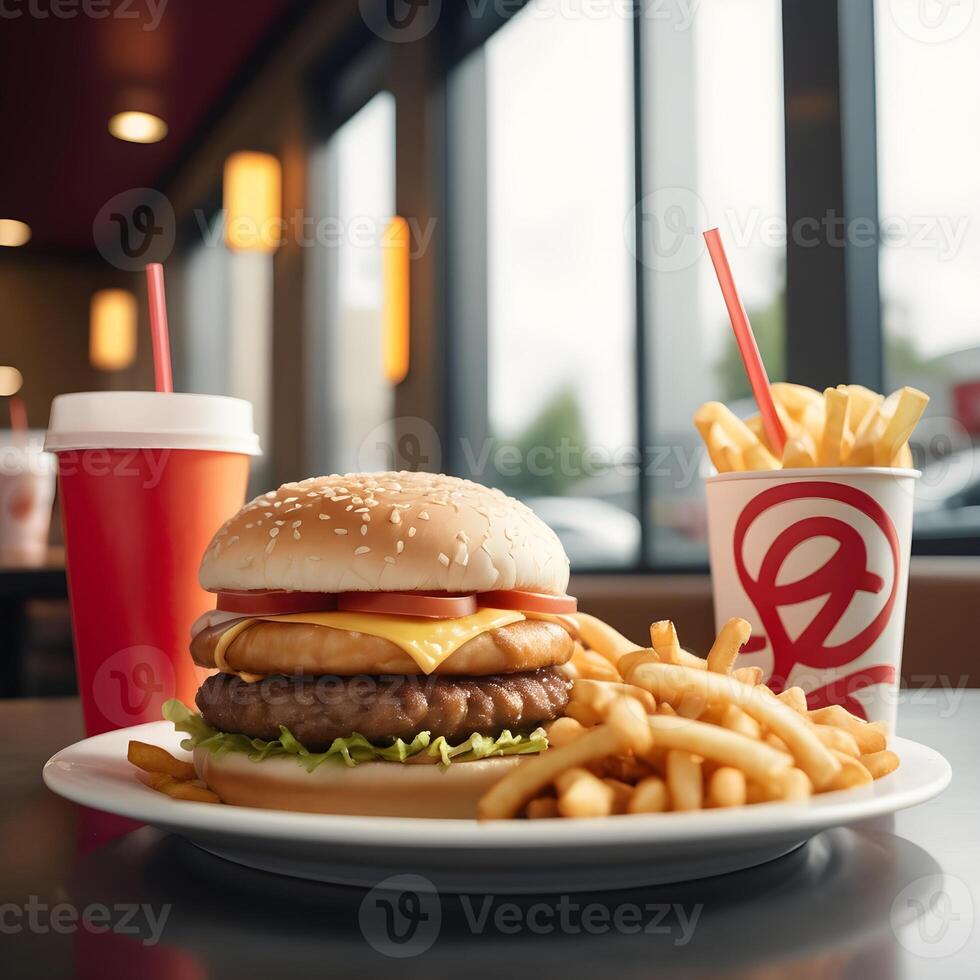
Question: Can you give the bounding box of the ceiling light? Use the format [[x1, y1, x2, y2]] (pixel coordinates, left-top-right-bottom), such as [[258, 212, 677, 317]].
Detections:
[[90, 290, 138, 371], [108, 111, 168, 144], [0, 219, 31, 247], [0, 366, 24, 396]]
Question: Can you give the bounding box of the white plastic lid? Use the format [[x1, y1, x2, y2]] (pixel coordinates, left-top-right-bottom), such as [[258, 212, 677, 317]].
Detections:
[[44, 392, 262, 455]]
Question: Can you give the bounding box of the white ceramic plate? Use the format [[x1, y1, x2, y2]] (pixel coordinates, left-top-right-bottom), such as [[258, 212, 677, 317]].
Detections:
[[44, 721, 951, 893]]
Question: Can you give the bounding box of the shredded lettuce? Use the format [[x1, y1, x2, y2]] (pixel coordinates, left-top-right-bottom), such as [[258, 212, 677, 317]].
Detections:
[[162, 699, 548, 771]]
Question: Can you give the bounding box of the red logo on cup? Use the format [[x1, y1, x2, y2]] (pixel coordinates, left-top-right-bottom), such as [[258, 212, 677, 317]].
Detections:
[[733, 482, 901, 718]]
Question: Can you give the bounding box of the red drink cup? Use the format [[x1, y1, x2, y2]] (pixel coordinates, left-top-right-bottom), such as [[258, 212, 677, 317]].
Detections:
[[46, 392, 261, 736]]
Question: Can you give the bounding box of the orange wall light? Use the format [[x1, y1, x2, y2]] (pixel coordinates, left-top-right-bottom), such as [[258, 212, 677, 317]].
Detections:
[[90, 289, 138, 371], [223, 151, 282, 252], [382, 216, 410, 385]]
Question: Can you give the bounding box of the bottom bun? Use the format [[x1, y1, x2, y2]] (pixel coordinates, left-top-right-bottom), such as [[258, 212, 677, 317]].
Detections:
[[194, 748, 526, 819]]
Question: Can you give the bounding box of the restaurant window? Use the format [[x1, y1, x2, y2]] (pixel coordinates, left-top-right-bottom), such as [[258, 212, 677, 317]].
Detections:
[[875, 4, 980, 546], [639, 0, 786, 566], [448, 0, 639, 569], [179, 210, 273, 490], [308, 91, 397, 476]]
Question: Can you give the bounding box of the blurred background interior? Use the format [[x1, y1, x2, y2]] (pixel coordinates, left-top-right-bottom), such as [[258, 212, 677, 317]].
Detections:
[[1, 0, 978, 696]]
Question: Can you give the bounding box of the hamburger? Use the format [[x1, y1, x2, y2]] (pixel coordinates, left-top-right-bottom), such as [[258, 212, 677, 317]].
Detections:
[[165, 471, 577, 818]]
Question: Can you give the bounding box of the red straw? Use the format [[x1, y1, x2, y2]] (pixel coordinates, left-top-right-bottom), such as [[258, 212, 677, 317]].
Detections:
[[703, 228, 786, 456], [8, 395, 28, 434], [145, 263, 174, 393]]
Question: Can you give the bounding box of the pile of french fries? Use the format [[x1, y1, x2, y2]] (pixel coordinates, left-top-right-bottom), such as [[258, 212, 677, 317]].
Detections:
[[128, 740, 220, 803], [694, 383, 929, 472], [478, 613, 899, 820]]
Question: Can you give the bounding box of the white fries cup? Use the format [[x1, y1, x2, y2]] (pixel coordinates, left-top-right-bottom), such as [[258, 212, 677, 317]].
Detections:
[[706, 467, 919, 730]]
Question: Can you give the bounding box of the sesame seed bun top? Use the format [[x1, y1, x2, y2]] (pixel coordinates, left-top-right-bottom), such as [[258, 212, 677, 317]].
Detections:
[[198, 471, 571, 595]]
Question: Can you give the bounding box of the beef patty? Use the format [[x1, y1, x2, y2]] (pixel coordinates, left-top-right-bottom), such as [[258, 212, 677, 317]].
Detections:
[[197, 668, 571, 749]]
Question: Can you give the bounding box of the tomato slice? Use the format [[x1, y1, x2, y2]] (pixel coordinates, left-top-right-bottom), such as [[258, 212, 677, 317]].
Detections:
[[337, 591, 478, 619], [216, 590, 338, 616], [477, 590, 578, 614]]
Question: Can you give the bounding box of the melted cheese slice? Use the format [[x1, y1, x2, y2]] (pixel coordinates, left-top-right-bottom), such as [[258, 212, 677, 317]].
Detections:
[[213, 607, 525, 676]]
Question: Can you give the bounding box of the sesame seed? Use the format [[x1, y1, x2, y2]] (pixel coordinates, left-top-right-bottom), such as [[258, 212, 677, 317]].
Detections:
[[384, 556, 396, 564], [318, 514, 330, 521], [396, 541, 404, 554], [292, 520, 302, 528], [293, 531, 301, 540], [354, 507, 369, 513], [419, 511, 430, 520], [269, 528, 280, 538], [245, 523, 254, 529], [360, 524, 368, 536], [354, 546, 370, 556], [437, 552, 450, 567], [408, 527, 417, 538], [389, 509, 401, 525], [275, 520, 285, 526], [284, 497, 298, 503], [273, 501, 282, 508], [334, 528, 348, 536]]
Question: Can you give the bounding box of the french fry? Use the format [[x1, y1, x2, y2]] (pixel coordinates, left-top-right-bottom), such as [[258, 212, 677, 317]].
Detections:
[[701, 421, 742, 473], [808, 706, 888, 754], [526, 796, 560, 819], [650, 620, 682, 665], [624, 662, 841, 790], [771, 383, 824, 418], [666, 751, 703, 811], [627, 776, 669, 814], [642, 714, 792, 785], [781, 437, 816, 468], [695, 402, 780, 470], [707, 766, 747, 808], [777, 687, 808, 714], [571, 613, 642, 665], [818, 387, 851, 466], [812, 724, 861, 757], [732, 665, 764, 686], [479, 724, 626, 819], [706, 617, 752, 674], [570, 679, 657, 716], [840, 385, 883, 433], [479, 613, 904, 821], [860, 749, 900, 780], [556, 768, 615, 818], [147, 773, 220, 804], [570, 644, 622, 682], [874, 387, 929, 466], [564, 701, 603, 727], [826, 750, 874, 791], [545, 716, 587, 747], [128, 740, 196, 781], [720, 703, 762, 740]]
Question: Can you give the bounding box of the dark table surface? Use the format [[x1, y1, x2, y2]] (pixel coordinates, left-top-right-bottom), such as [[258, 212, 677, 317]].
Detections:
[[3, 693, 978, 980]]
